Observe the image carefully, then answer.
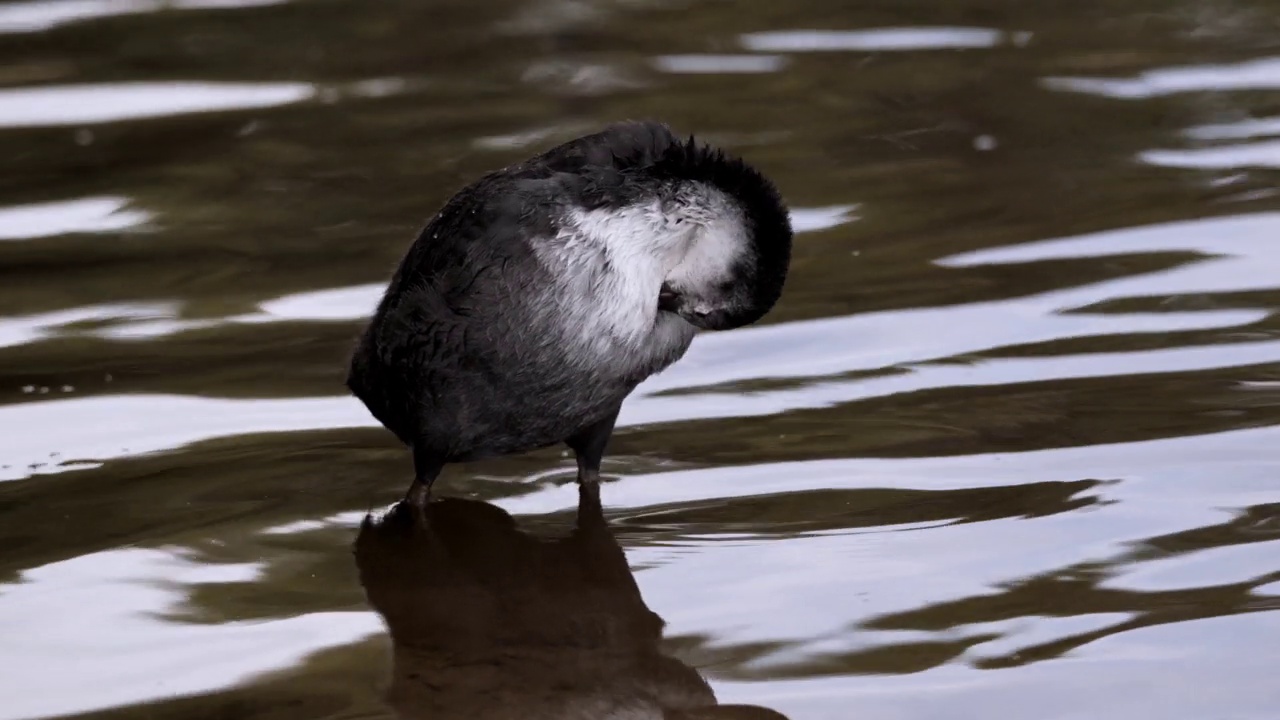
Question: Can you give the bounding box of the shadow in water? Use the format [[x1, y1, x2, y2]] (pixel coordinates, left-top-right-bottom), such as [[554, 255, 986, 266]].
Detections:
[[354, 485, 788, 720]]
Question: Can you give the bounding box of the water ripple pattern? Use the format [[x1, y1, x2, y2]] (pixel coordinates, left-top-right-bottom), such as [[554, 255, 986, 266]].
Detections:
[[0, 1, 1278, 719]]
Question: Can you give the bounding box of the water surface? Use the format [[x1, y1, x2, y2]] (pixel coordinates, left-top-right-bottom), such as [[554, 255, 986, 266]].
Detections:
[[2, 0, 1279, 718]]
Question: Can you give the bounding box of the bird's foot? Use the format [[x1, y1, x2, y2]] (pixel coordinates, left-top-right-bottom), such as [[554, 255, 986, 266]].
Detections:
[[576, 478, 605, 531], [404, 480, 432, 524]]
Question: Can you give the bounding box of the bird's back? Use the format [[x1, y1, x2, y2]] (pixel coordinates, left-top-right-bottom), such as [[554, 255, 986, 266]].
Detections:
[[347, 123, 689, 455], [347, 175, 547, 452]]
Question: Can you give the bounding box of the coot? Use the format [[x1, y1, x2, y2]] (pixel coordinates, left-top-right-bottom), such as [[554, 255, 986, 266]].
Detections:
[[347, 121, 792, 507]]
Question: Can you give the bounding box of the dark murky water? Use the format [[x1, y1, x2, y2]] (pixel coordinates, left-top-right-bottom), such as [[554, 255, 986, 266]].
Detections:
[[3, 0, 1280, 718]]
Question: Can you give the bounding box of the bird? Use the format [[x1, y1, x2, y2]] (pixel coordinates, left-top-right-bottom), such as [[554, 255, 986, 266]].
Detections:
[[346, 120, 792, 509]]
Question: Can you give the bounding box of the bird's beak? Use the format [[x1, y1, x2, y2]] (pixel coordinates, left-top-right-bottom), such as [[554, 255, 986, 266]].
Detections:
[[682, 308, 734, 330], [658, 282, 681, 313]]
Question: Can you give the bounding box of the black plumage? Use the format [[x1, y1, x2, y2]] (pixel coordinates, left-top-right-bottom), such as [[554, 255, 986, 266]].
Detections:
[[347, 121, 792, 507]]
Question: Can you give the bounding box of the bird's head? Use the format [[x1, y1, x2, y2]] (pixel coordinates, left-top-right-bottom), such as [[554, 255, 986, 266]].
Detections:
[[645, 128, 792, 331], [526, 120, 793, 332]]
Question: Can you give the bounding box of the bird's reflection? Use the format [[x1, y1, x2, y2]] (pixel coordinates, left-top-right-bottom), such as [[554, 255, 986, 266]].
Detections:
[[354, 484, 788, 720]]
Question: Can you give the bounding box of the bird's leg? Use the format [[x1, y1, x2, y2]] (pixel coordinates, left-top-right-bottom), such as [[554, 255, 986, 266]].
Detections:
[[405, 443, 443, 515], [565, 405, 621, 485], [579, 477, 602, 513], [574, 479, 608, 540]]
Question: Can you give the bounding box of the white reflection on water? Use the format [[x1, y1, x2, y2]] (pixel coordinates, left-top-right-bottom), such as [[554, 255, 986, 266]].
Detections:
[[59, 284, 391, 340], [0, 302, 177, 350], [1042, 56, 1280, 98], [935, 210, 1280, 270], [789, 204, 858, 233], [0, 547, 381, 720], [1101, 540, 1280, 592], [90, 282, 388, 337], [252, 283, 386, 321], [0, 196, 150, 241], [957, 613, 1136, 663], [1185, 116, 1280, 140], [0, 395, 370, 481], [651, 54, 787, 74], [0, 0, 287, 34], [0, 82, 315, 128], [1139, 115, 1280, 169], [741, 27, 1005, 52], [1140, 140, 1280, 169], [473, 124, 587, 151]]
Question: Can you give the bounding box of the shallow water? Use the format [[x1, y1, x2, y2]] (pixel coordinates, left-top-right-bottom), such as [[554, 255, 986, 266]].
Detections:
[[2, 0, 1280, 718]]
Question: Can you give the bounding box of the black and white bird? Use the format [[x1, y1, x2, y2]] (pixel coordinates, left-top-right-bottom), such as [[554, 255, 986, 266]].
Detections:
[[347, 120, 792, 508]]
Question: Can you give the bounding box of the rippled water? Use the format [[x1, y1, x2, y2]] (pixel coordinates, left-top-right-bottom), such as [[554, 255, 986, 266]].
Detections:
[[2, 0, 1280, 718]]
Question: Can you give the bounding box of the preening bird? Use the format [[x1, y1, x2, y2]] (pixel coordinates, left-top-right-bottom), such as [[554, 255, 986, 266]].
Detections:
[[347, 120, 792, 508]]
